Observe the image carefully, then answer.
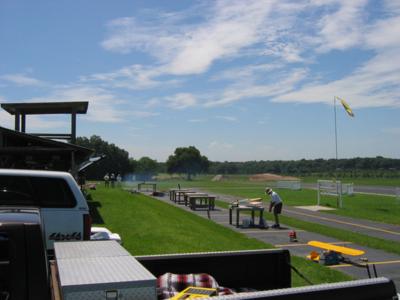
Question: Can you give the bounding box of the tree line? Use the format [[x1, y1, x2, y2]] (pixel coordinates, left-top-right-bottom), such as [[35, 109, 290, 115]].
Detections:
[[77, 135, 400, 180], [207, 157, 400, 178], [76, 136, 209, 180]]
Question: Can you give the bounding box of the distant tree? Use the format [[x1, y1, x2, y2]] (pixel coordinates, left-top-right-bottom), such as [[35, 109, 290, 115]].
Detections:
[[76, 135, 131, 180], [136, 157, 158, 180], [166, 146, 209, 180]]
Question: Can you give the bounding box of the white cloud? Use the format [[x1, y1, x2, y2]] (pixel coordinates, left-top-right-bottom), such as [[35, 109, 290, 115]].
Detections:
[[23, 116, 69, 131], [98, 0, 372, 86], [315, 0, 367, 52], [215, 115, 237, 122], [145, 98, 161, 108], [0, 73, 44, 86], [131, 111, 159, 118], [274, 48, 400, 108], [80, 64, 181, 90], [365, 16, 400, 50], [47, 86, 127, 123], [3, 81, 161, 130], [208, 140, 233, 150], [101, 0, 277, 76], [166, 93, 197, 110], [205, 68, 308, 107], [211, 63, 283, 82]]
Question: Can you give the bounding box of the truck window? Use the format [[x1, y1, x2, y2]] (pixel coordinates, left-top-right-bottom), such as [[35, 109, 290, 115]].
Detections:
[[31, 177, 76, 208], [0, 176, 34, 205], [0, 176, 76, 208]]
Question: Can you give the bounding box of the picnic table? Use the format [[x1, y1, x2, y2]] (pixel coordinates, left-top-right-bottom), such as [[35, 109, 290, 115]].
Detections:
[[137, 182, 157, 193], [172, 189, 194, 204], [184, 192, 208, 206], [229, 205, 265, 228], [169, 188, 181, 201], [187, 194, 215, 211]]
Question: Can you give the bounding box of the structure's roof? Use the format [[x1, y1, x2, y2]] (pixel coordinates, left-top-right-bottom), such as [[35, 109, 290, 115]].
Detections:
[[0, 126, 93, 156], [1, 101, 88, 115]]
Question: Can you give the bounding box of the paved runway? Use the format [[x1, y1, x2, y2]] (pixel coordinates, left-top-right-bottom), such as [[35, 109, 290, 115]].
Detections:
[[152, 191, 400, 291]]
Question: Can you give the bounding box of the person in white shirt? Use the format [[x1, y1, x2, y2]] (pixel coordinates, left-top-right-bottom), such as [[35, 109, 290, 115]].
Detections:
[[265, 188, 283, 228]]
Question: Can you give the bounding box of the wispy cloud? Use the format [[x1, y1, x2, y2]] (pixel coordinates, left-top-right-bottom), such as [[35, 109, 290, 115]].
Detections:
[[274, 49, 400, 108], [96, 0, 400, 110], [0, 73, 44, 86], [314, 0, 368, 53], [6, 85, 146, 125], [166, 93, 197, 110], [208, 140, 233, 150], [215, 115, 237, 122], [101, 0, 277, 76], [80, 64, 182, 90], [205, 68, 308, 107]]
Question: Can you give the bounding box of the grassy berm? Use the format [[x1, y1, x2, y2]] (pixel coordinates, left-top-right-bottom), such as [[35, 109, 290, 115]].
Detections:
[[88, 185, 351, 287]]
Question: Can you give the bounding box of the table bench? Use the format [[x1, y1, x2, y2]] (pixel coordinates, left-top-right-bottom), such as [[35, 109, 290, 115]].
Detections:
[[173, 190, 194, 204], [137, 182, 157, 193], [188, 195, 215, 211], [184, 192, 208, 206]]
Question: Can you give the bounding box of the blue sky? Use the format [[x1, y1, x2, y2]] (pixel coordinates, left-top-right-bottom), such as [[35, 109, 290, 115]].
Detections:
[[1, 0, 399, 162]]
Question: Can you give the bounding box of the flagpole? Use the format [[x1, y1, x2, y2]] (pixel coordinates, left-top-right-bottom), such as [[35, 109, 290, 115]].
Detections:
[[334, 96, 339, 207], [334, 96, 338, 167]]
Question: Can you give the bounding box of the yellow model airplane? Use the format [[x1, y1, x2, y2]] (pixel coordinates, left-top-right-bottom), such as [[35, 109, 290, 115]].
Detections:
[[308, 241, 377, 277], [308, 241, 365, 256], [307, 240, 365, 263]]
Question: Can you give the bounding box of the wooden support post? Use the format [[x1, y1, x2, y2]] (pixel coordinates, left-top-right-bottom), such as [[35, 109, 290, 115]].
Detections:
[[15, 113, 20, 131], [71, 111, 76, 144], [21, 114, 26, 133]]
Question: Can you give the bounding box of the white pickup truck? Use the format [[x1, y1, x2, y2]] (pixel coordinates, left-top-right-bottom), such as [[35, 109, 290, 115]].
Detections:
[[0, 169, 91, 251]]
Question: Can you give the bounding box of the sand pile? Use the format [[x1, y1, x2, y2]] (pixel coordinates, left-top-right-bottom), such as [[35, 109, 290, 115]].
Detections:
[[249, 173, 299, 181], [212, 174, 228, 181]]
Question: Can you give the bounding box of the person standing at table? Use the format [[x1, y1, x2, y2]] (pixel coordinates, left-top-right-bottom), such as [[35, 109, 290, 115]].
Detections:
[[265, 188, 283, 228]]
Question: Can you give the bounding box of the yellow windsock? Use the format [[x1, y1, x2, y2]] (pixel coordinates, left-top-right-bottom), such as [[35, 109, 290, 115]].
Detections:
[[337, 96, 354, 117]]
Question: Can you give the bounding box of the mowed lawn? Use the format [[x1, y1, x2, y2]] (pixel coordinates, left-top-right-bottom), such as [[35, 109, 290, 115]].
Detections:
[[87, 185, 351, 287], [156, 176, 400, 225], [155, 176, 400, 256]]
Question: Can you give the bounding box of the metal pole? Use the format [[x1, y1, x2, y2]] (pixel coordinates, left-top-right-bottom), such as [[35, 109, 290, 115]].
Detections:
[[334, 96, 338, 169], [334, 96, 340, 207]]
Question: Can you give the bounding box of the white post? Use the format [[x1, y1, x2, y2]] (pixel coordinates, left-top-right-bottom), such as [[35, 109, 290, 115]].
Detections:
[[338, 181, 343, 208]]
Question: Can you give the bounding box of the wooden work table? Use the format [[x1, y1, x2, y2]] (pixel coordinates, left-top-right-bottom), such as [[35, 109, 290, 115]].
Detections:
[[229, 205, 265, 228]]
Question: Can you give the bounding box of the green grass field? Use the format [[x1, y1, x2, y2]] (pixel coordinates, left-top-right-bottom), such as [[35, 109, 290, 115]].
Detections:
[[87, 185, 351, 287], [154, 175, 400, 225], [151, 176, 400, 255]]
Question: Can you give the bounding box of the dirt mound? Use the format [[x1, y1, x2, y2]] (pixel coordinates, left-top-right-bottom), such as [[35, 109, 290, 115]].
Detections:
[[212, 174, 228, 181], [249, 173, 299, 181]]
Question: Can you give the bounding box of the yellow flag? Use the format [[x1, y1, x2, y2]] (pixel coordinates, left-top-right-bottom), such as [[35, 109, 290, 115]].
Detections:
[[337, 97, 354, 117]]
